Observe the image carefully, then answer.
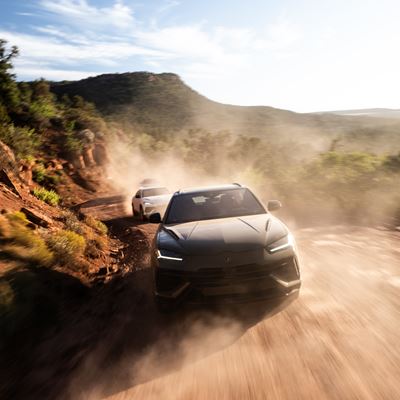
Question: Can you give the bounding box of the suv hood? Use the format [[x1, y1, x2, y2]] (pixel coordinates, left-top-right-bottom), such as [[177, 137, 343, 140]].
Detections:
[[158, 214, 288, 255], [143, 194, 172, 205]]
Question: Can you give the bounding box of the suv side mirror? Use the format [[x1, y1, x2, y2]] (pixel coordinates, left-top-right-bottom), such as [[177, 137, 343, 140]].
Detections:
[[149, 212, 161, 223], [267, 200, 282, 212]]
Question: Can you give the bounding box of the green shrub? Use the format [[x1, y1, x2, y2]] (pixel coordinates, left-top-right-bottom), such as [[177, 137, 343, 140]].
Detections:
[[29, 100, 57, 120], [0, 124, 40, 159], [0, 213, 54, 266], [84, 215, 108, 235], [0, 103, 10, 123], [32, 163, 61, 188], [32, 163, 46, 184], [33, 187, 60, 206], [46, 230, 86, 264]]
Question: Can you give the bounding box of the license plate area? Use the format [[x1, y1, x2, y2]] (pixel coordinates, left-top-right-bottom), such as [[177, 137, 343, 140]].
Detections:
[[201, 285, 248, 296]]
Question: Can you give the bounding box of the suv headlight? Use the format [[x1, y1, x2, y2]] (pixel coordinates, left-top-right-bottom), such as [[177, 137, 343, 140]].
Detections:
[[157, 249, 183, 261], [266, 233, 295, 253]]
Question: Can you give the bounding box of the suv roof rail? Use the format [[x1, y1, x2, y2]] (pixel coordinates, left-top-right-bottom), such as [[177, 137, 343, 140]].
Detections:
[[232, 182, 242, 187]]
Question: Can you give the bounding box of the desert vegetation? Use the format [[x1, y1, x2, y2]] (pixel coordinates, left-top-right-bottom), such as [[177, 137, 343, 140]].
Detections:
[[0, 35, 399, 400], [1, 38, 400, 228], [32, 187, 60, 206], [109, 130, 400, 226], [0, 39, 107, 167]]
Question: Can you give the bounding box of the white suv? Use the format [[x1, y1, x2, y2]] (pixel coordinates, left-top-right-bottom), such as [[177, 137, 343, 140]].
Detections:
[[132, 187, 171, 221]]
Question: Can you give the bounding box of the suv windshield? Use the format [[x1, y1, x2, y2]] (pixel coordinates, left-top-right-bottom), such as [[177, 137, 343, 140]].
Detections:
[[165, 188, 266, 224], [142, 187, 169, 197]]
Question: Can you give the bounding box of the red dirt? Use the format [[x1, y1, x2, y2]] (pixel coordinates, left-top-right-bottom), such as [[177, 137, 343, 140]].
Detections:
[[1, 193, 400, 400]]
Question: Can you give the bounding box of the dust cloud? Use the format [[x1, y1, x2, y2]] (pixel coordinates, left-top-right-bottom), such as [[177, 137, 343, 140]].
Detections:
[[104, 126, 399, 228], [69, 226, 400, 400], [73, 129, 400, 400], [105, 135, 277, 216]]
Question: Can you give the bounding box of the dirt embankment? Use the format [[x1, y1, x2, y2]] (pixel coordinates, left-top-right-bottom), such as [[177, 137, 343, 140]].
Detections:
[[2, 192, 399, 400]]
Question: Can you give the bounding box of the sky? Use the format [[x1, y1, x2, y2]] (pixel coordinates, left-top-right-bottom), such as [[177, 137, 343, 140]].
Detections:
[[0, 0, 399, 112]]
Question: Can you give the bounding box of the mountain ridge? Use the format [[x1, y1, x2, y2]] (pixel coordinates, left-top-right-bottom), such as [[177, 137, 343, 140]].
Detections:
[[50, 72, 400, 152]]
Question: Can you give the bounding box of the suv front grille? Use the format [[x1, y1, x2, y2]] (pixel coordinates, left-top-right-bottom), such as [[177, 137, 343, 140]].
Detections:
[[157, 258, 296, 288]]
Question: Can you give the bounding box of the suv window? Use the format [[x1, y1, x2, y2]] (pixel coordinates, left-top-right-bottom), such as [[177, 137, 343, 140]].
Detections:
[[165, 188, 266, 224], [142, 187, 169, 197]]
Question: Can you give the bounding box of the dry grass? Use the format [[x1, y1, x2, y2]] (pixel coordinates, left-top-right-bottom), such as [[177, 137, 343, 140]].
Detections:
[[0, 213, 54, 267], [46, 230, 86, 264], [84, 215, 108, 235], [63, 210, 85, 235]]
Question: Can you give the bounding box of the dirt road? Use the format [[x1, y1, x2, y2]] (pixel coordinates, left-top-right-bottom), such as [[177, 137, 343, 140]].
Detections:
[[7, 197, 400, 399], [71, 197, 400, 400]]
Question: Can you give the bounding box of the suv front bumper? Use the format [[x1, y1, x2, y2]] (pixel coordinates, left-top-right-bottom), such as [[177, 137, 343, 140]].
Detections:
[[155, 256, 301, 304]]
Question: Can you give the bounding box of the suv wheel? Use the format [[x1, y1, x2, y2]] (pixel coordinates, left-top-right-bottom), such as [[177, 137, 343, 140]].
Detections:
[[139, 206, 146, 221]]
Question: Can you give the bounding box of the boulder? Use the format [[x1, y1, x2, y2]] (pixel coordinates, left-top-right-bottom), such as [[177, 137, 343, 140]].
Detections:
[[20, 207, 52, 228], [0, 140, 16, 168], [0, 169, 22, 197]]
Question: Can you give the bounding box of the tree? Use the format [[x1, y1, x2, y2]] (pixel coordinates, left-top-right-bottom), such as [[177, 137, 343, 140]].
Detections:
[[0, 39, 20, 110]]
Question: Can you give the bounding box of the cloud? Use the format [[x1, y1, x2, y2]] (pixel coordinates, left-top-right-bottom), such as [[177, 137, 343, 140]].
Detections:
[[158, 0, 180, 14], [0, 30, 167, 65], [39, 0, 135, 30], [16, 12, 38, 17], [15, 65, 98, 81], [136, 25, 223, 60], [2, 0, 301, 89]]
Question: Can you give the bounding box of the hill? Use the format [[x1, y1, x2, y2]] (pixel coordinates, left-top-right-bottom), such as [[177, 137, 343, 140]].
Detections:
[[51, 72, 400, 153]]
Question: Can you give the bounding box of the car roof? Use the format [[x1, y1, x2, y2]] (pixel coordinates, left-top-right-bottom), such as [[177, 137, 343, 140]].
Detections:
[[139, 186, 169, 190], [175, 183, 243, 195]]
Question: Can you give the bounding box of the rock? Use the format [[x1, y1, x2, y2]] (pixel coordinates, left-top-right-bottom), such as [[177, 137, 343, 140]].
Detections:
[[78, 129, 95, 143], [0, 169, 22, 197], [20, 207, 52, 227], [97, 266, 108, 276], [0, 141, 16, 168], [19, 159, 34, 186], [82, 148, 96, 167], [0, 184, 20, 199], [93, 142, 109, 167], [46, 159, 64, 171]]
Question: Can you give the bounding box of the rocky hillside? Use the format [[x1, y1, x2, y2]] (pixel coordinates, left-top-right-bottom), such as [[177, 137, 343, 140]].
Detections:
[[51, 72, 400, 152]]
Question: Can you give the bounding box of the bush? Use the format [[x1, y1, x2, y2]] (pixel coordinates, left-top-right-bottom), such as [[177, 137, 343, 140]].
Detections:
[[6, 211, 28, 225], [84, 215, 108, 235], [32, 163, 61, 188], [29, 100, 57, 120], [0, 103, 10, 123], [0, 213, 54, 266], [46, 230, 86, 264], [33, 187, 60, 206], [0, 124, 40, 159], [32, 163, 46, 184], [62, 210, 85, 235]]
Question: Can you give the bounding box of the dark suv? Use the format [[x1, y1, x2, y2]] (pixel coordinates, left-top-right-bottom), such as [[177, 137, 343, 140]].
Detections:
[[149, 184, 301, 310]]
